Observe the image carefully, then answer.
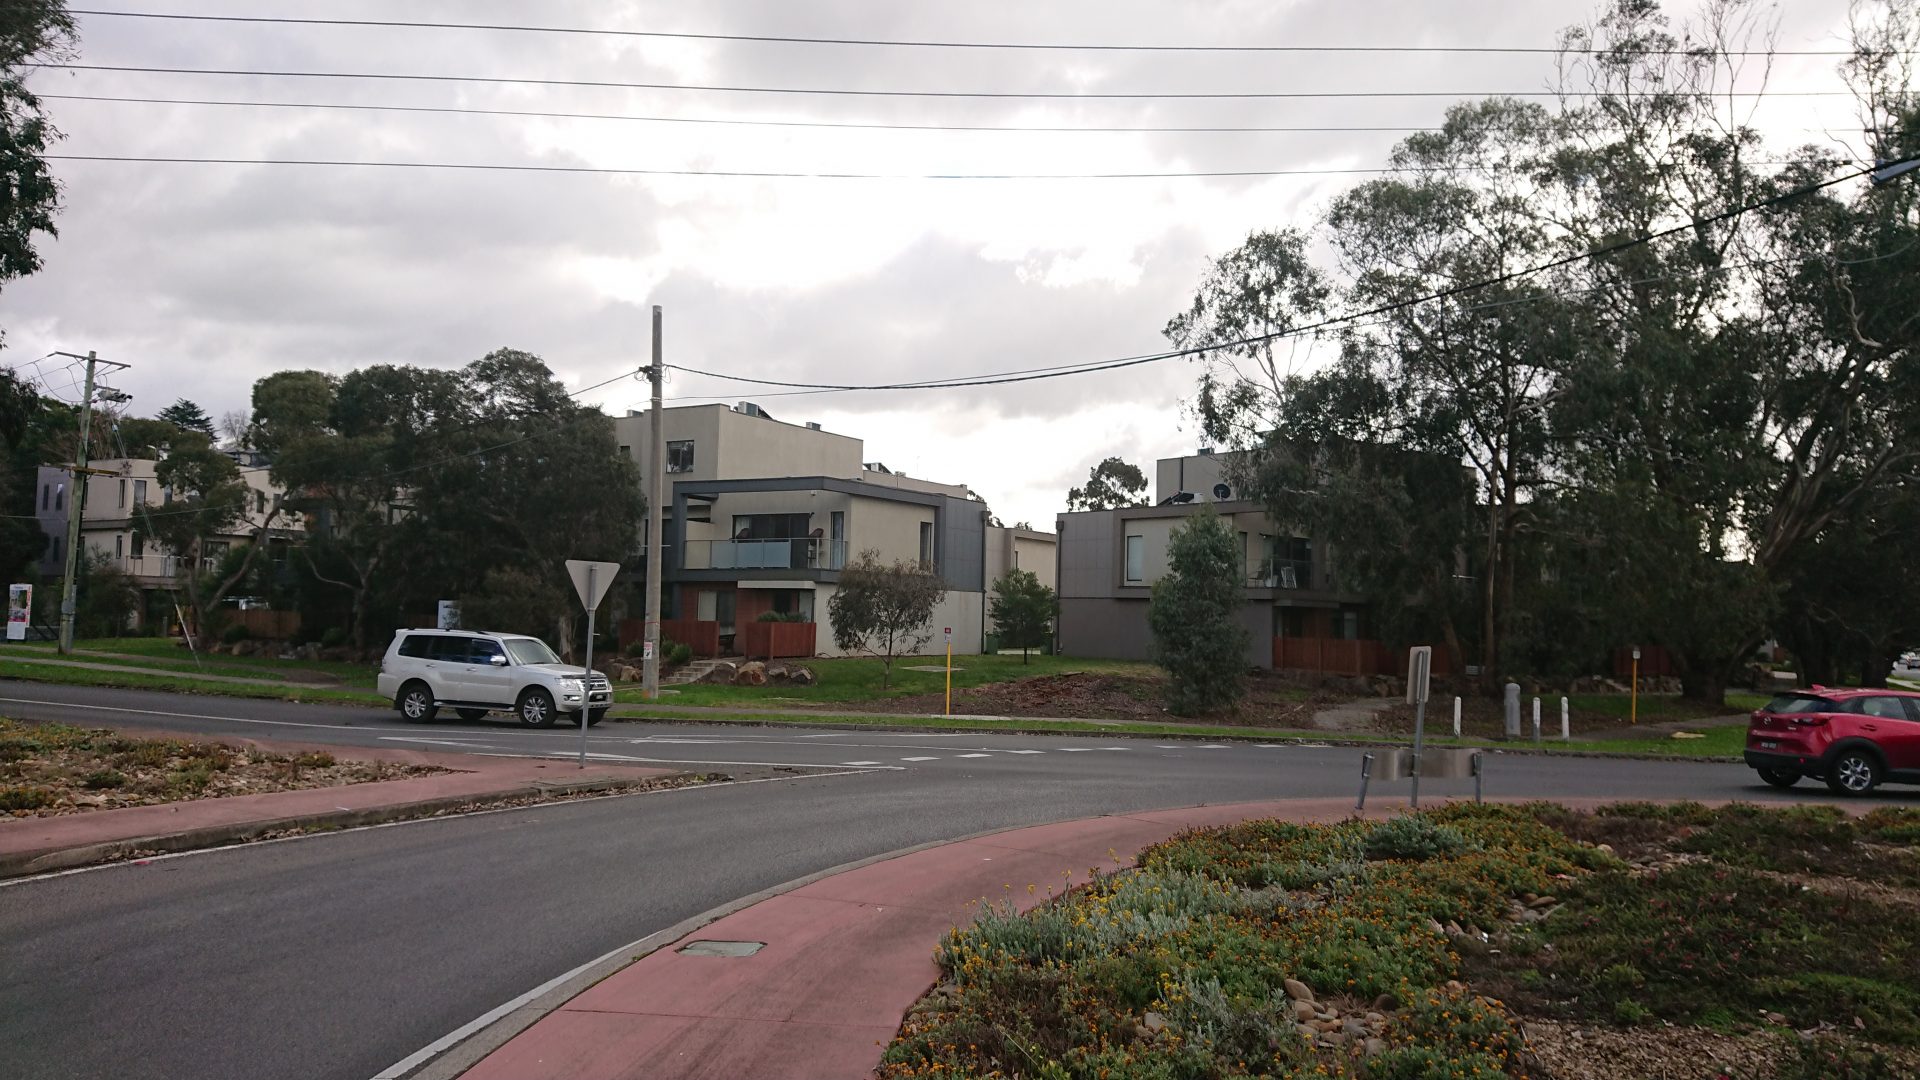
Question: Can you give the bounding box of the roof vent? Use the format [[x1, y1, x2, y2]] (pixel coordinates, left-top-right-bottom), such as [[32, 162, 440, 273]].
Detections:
[[1197, 447, 1215, 456], [735, 401, 772, 420], [806, 422, 822, 431]]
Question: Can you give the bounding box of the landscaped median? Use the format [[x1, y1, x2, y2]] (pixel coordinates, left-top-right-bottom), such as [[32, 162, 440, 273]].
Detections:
[[880, 803, 1920, 1080], [0, 718, 705, 877]]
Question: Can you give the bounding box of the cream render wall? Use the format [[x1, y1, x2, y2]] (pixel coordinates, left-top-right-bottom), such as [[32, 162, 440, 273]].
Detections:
[[612, 405, 863, 485], [810, 582, 984, 658], [848, 494, 935, 565]]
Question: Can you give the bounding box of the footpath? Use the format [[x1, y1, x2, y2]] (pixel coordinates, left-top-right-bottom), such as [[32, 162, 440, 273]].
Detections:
[[438, 795, 1646, 1080], [0, 735, 677, 878]]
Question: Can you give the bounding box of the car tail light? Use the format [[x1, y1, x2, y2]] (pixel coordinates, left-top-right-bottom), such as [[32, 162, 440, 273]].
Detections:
[[1793, 714, 1829, 727]]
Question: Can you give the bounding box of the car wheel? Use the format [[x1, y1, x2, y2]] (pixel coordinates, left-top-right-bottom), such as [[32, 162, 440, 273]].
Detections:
[[398, 682, 438, 724], [1824, 749, 1881, 796], [587, 708, 608, 728], [517, 688, 557, 728], [456, 708, 489, 722], [1757, 765, 1800, 789]]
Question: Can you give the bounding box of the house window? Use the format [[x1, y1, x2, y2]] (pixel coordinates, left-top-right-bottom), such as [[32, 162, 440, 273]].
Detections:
[[1124, 535, 1145, 584], [1338, 609, 1362, 640], [115, 534, 124, 560], [919, 522, 934, 565], [161, 485, 172, 506], [257, 491, 267, 514], [131, 532, 144, 559], [134, 479, 148, 506], [618, 444, 630, 458], [54, 487, 63, 511], [665, 440, 695, 474], [41, 484, 48, 510], [119, 479, 127, 509]]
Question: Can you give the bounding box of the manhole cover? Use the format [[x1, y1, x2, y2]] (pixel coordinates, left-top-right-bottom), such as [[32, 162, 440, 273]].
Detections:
[[677, 940, 765, 957]]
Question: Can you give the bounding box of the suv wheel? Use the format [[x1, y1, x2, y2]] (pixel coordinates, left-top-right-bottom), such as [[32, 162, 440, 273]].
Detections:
[[1824, 749, 1881, 796], [398, 682, 438, 724], [1757, 765, 1800, 789], [517, 688, 557, 728]]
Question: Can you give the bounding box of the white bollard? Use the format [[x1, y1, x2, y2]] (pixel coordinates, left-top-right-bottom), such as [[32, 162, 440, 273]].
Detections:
[[1532, 696, 1541, 743], [1561, 696, 1570, 741], [1453, 695, 1462, 737]]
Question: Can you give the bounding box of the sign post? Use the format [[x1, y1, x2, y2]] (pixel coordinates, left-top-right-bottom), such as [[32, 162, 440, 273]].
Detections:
[[566, 559, 621, 768], [943, 626, 953, 716], [1630, 645, 1641, 725], [1406, 646, 1433, 808], [6, 584, 30, 641]]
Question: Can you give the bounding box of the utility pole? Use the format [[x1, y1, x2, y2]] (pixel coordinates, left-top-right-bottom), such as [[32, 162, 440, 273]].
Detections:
[[56, 351, 111, 655], [642, 306, 666, 700]]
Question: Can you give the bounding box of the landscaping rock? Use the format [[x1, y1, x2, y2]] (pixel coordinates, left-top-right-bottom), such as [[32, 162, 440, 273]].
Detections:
[[788, 666, 817, 686], [1291, 999, 1316, 1023], [765, 662, 790, 681], [1363, 1037, 1388, 1058], [1142, 1011, 1166, 1034], [1282, 978, 1314, 1003], [699, 662, 738, 684], [733, 661, 768, 687]]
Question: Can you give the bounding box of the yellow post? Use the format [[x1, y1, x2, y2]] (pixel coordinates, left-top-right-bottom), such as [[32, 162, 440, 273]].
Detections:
[[1630, 645, 1641, 725], [945, 638, 953, 716]]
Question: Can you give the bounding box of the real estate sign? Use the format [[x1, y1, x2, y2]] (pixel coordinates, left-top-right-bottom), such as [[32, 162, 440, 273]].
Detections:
[[6, 584, 30, 641]]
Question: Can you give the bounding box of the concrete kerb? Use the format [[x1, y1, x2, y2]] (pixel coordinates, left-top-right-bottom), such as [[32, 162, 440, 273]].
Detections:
[[0, 774, 676, 880], [603, 712, 1743, 765], [384, 822, 1081, 1080]]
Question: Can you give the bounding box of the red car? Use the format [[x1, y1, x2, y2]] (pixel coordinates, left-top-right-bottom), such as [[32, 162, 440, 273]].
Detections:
[[1745, 688, 1920, 795]]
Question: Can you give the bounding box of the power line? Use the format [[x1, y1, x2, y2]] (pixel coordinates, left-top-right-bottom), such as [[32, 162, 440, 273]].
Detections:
[[65, 9, 1879, 57], [40, 154, 1811, 182], [31, 63, 1854, 101], [666, 151, 1919, 394], [39, 93, 1887, 140]]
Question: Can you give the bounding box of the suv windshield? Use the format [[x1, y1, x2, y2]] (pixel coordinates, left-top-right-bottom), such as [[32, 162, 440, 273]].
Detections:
[[502, 638, 561, 666], [1762, 693, 1834, 714]]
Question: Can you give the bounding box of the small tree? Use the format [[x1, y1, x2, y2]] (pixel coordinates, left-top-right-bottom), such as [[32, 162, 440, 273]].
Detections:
[[156, 399, 215, 435], [989, 568, 1055, 664], [1066, 457, 1150, 511], [828, 549, 946, 688], [1147, 512, 1248, 716]]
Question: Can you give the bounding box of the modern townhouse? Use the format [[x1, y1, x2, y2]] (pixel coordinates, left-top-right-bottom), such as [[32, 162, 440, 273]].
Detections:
[[35, 449, 303, 629], [611, 402, 1054, 659], [1055, 447, 1396, 674]]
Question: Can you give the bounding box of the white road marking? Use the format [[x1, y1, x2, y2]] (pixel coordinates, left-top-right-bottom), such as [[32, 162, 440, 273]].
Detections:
[[378, 737, 504, 750], [471, 752, 903, 771], [1005, 749, 1045, 755], [0, 695, 381, 732], [1101, 747, 1128, 751], [900, 756, 939, 762], [1198, 744, 1229, 749], [1060, 748, 1095, 752], [841, 760, 883, 766], [956, 753, 991, 759]]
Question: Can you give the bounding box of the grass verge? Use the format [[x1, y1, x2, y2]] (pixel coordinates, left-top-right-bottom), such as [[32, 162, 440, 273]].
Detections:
[[2, 638, 380, 688], [882, 803, 1920, 1080], [0, 660, 385, 705], [616, 653, 1160, 707]]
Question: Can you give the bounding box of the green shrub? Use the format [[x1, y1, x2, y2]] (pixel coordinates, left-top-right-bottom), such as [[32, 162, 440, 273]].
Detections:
[[625, 638, 648, 658], [1775, 1037, 1905, 1080], [0, 785, 54, 812], [669, 642, 693, 665], [169, 765, 215, 793], [293, 751, 335, 769], [1365, 815, 1478, 861], [1366, 1046, 1510, 1079], [81, 769, 127, 790], [320, 627, 349, 648], [221, 623, 252, 645]]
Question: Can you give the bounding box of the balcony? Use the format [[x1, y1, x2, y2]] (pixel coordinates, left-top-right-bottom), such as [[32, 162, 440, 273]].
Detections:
[[116, 555, 218, 580], [683, 538, 849, 572], [1248, 560, 1314, 590]]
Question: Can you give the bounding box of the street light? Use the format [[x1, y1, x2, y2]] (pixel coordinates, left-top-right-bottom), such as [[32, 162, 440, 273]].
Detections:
[[1871, 155, 1920, 187]]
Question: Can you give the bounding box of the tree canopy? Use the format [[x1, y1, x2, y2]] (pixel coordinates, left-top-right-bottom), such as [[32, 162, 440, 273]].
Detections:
[[1147, 512, 1248, 716], [1066, 457, 1150, 511], [828, 550, 946, 688], [989, 568, 1055, 663], [1167, 0, 1920, 699]]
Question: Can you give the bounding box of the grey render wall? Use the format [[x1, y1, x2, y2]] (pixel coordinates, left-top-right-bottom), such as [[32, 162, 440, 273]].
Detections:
[[938, 496, 987, 593], [1055, 509, 1118, 598], [1057, 595, 1271, 668]]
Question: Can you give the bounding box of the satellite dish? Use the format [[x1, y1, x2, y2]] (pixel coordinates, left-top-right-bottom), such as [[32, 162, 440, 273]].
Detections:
[[1212, 482, 1232, 501]]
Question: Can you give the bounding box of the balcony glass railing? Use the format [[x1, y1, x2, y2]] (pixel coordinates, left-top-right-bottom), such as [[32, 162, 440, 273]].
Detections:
[[1249, 561, 1313, 589], [684, 538, 849, 571], [118, 555, 218, 578]]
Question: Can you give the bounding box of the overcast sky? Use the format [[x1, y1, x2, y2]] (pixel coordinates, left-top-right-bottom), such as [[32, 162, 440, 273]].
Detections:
[[0, 0, 1876, 528]]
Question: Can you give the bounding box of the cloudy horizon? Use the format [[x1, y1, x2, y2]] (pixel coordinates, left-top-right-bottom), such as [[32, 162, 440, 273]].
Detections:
[[0, 0, 1880, 527]]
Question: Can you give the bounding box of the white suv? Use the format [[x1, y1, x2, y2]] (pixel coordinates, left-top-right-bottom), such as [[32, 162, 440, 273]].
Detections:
[[377, 630, 612, 727]]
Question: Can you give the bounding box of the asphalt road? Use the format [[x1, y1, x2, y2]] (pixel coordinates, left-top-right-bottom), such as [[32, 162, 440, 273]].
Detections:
[[2, 681, 1912, 1080]]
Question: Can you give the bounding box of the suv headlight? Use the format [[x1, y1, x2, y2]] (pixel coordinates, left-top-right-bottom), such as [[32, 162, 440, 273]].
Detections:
[[558, 677, 585, 691]]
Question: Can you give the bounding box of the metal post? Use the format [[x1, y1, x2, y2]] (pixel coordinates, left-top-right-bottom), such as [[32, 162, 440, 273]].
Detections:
[[945, 638, 953, 716], [1471, 752, 1484, 804], [579, 566, 597, 768], [1452, 695, 1461, 737], [57, 352, 99, 655], [641, 307, 665, 701], [1410, 698, 1426, 809], [1356, 752, 1374, 810], [1561, 696, 1570, 741], [1532, 696, 1541, 744], [1630, 646, 1640, 725]]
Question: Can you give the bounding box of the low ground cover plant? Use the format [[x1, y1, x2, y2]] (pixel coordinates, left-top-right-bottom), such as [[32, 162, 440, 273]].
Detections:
[[881, 803, 1920, 1079], [0, 719, 443, 817]]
